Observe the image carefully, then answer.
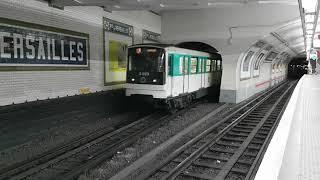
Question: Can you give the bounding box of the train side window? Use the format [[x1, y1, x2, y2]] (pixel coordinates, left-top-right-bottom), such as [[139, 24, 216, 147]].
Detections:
[[206, 59, 211, 72], [199, 58, 203, 73], [179, 56, 184, 75], [190, 57, 198, 74], [202, 59, 205, 72], [184, 56, 189, 74], [211, 60, 217, 71], [217, 60, 222, 71]]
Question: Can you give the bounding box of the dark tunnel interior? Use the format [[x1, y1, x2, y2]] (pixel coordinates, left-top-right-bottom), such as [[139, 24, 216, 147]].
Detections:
[[287, 57, 308, 80]]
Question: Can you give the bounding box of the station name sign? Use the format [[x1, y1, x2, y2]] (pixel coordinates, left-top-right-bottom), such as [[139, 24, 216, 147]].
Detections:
[[0, 18, 89, 70], [143, 30, 161, 42], [103, 18, 133, 37]]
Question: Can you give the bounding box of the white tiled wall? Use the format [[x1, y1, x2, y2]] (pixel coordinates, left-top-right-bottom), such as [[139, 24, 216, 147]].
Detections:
[[0, 0, 161, 106]]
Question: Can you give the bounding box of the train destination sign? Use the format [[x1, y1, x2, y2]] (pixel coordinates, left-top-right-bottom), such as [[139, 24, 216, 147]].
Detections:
[[103, 18, 133, 37], [0, 20, 89, 70], [143, 29, 161, 42]]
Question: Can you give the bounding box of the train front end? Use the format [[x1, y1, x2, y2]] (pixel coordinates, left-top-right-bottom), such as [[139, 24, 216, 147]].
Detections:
[[125, 45, 168, 102]]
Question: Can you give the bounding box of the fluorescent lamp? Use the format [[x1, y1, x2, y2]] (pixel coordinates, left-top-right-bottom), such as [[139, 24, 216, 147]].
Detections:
[[301, 0, 317, 12], [306, 44, 311, 50], [306, 34, 313, 38], [73, 0, 82, 3], [306, 23, 314, 29], [306, 29, 313, 35], [305, 14, 315, 23]]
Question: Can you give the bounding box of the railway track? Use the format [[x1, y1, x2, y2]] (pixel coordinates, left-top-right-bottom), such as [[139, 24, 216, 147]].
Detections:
[[145, 81, 296, 180], [0, 111, 167, 180], [0, 101, 222, 180]]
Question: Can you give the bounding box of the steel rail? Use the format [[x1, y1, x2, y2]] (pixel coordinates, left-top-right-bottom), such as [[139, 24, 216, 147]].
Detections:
[[143, 81, 290, 180], [214, 83, 294, 180], [0, 112, 164, 180], [161, 83, 292, 180], [245, 81, 296, 180], [54, 100, 221, 180]]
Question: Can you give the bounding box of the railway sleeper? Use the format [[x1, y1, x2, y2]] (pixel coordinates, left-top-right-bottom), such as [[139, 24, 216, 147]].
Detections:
[[231, 128, 252, 133], [227, 132, 248, 137], [221, 137, 245, 142], [251, 140, 264, 145], [235, 125, 255, 130], [209, 147, 235, 154], [238, 122, 257, 127], [180, 171, 218, 180], [241, 119, 260, 123], [245, 115, 265, 119], [216, 141, 241, 147], [191, 161, 223, 169], [257, 131, 269, 136], [247, 145, 261, 150], [230, 167, 248, 175], [243, 151, 257, 157], [237, 159, 254, 165], [202, 154, 229, 162], [262, 124, 273, 128]]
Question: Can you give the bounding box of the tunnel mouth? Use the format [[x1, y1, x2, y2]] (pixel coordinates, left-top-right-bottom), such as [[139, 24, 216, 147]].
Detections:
[[288, 57, 308, 79]]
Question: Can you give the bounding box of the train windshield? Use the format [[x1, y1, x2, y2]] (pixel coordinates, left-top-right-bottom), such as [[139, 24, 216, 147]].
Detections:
[[128, 47, 165, 72]]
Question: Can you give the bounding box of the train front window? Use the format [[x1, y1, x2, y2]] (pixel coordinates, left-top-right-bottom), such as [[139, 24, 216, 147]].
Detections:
[[128, 47, 165, 72]]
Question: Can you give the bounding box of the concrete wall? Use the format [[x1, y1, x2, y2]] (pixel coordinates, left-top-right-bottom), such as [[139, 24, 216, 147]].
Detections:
[[0, 0, 161, 106]]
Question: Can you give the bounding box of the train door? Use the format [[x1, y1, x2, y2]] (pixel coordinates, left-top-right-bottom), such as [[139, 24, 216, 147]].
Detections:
[[200, 58, 205, 88], [168, 54, 173, 97], [204, 59, 211, 87], [183, 56, 189, 93], [171, 55, 184, 97]]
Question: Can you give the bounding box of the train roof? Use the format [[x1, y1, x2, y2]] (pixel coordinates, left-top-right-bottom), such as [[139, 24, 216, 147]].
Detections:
[[129, 44, 221, 59], [129, 43, 221, 57]]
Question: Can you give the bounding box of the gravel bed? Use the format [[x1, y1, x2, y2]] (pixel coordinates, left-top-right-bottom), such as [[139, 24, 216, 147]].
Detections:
[[78, 102, 232, 180], [0, 111, 140, 168]]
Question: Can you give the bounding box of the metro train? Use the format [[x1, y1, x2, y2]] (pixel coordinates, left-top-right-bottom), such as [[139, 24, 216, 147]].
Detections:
[[125, 44, 222, 111]]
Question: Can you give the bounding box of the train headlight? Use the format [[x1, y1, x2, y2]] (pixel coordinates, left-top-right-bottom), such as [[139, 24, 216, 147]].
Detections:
[[153, 79, 157, 83], [131, 78, 135, 82]]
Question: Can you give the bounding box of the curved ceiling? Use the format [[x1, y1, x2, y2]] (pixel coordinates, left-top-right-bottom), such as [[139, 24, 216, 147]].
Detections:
[[47, 0, 306, 56]]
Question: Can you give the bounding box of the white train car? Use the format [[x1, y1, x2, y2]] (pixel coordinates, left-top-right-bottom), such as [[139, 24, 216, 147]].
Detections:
[[126, 44, 222, 110]]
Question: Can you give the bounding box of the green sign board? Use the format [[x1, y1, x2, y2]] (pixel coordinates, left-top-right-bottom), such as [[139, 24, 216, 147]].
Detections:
[[103, 18, 133, 37], [0, 17, 89, 71], [142, 29, 161, 42]]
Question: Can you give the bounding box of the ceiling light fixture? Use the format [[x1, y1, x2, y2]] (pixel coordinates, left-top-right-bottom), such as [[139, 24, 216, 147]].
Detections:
[[301, 0, 317, 12], [114, 5, 121, 8], [159, 3, 165, 8], [73, 0, 82, 4], [305, 14, 315, 22], [306, 23, 314, 29], [298, 0, 319, 54]]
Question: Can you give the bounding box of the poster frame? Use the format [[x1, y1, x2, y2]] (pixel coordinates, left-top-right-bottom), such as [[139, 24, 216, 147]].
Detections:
[[103, 17, 134, 86]]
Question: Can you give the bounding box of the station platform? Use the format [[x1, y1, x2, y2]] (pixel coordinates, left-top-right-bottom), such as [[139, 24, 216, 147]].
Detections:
[[255, 75, 320, 180]]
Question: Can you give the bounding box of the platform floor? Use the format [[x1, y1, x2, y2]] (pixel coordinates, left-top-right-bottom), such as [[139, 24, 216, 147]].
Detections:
[[255, 75, 320, 180]]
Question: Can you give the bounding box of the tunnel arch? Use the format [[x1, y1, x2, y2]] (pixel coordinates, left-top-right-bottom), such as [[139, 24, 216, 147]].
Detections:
[[176, 42, 219, 54]]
